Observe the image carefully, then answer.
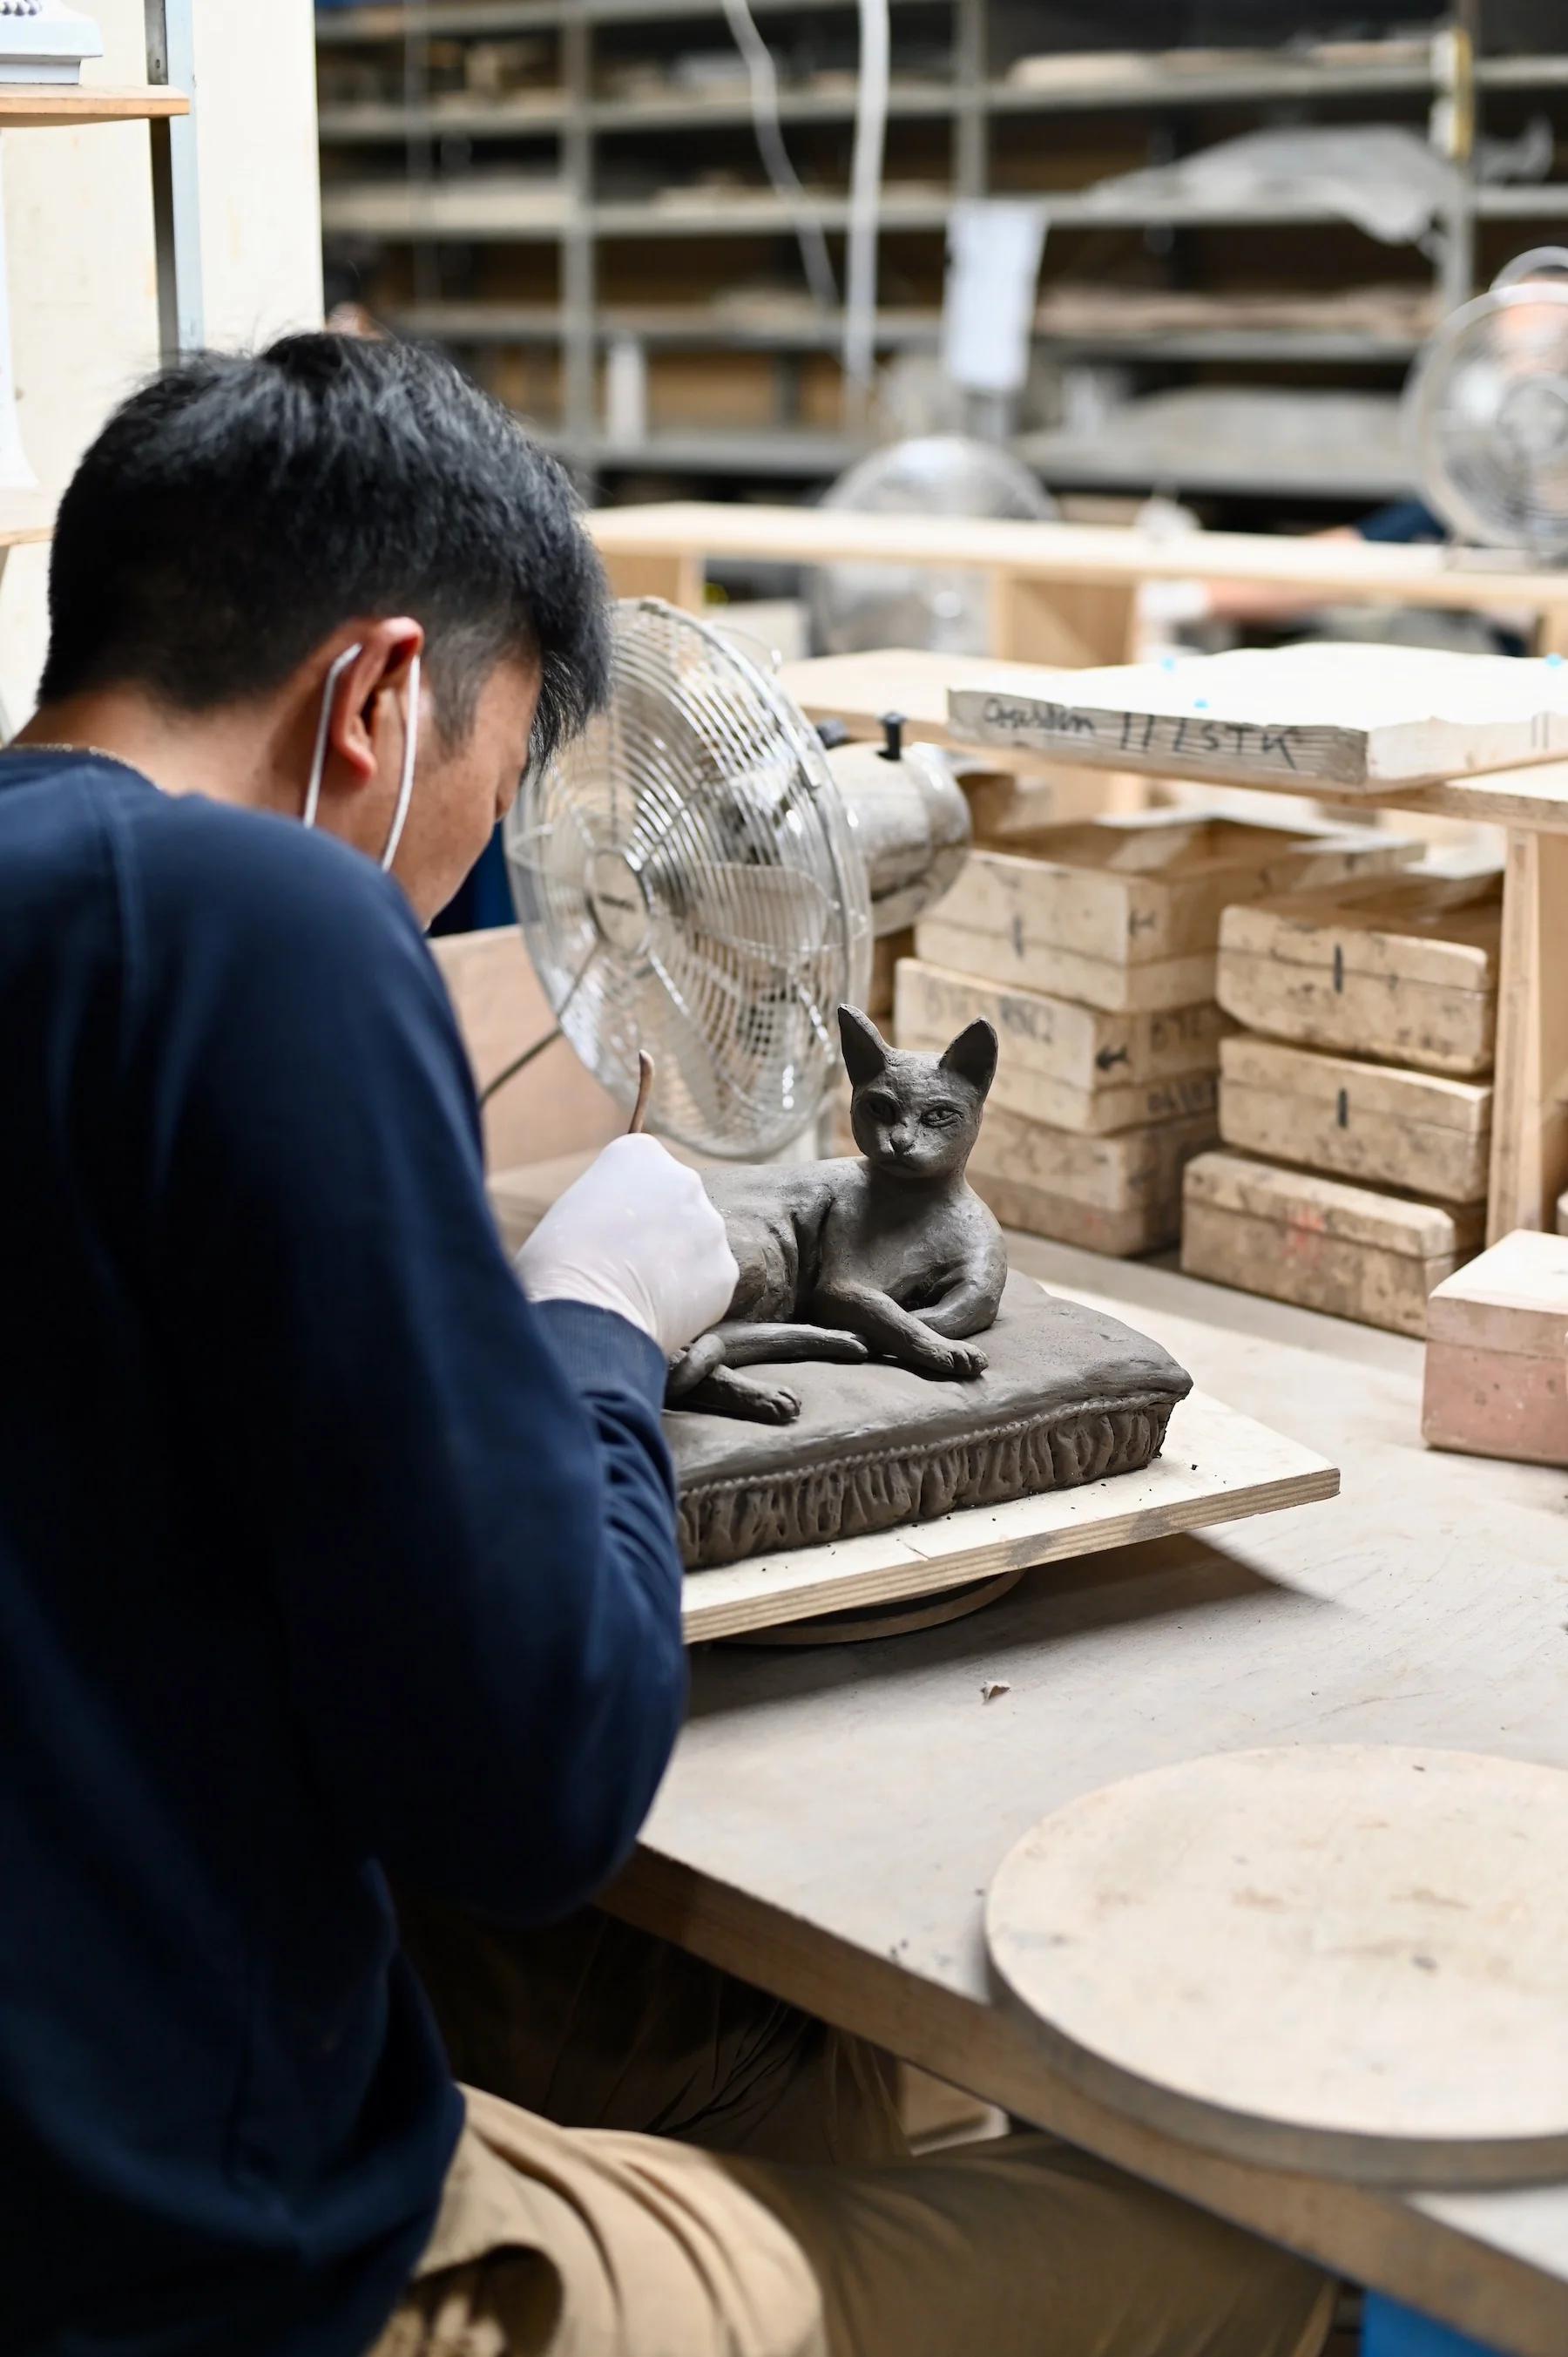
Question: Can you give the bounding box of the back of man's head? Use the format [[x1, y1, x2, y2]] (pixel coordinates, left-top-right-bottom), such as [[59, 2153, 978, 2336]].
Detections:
[[41, 332, 610, 767]]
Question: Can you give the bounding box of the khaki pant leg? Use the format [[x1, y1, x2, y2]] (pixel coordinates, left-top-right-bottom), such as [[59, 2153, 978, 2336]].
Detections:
[[396, 1897, 906, 2166], [725, 2131, 1336, 2357], [370, 2086, 828, 2357], [372, 2092, 1332, 2357]]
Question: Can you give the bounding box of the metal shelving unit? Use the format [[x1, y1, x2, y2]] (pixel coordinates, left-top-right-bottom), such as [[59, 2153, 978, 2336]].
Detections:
[[315, 0, 1564, 503]]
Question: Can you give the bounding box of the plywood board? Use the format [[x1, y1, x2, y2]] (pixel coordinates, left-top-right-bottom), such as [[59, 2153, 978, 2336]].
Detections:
[[988, 1745, 1568, 2188], [681, 1387, 1336, 1642], [1219, 1037, 1491, 1206], [946, 643, 1568, 791], [1182, 1150, 1484, 1337], [896, 958, 1227, 1135], [781, 649, 1151, 802], [1217, 871, 1503, 1078], [781, 648, 1568, 842]]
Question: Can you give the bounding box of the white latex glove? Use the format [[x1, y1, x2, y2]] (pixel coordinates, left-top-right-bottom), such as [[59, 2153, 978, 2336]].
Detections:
[[516, 1135, 738, 1358]]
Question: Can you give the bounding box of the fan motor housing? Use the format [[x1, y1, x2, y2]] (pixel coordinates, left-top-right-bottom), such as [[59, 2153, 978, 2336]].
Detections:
[[586, 848, 652, 961]]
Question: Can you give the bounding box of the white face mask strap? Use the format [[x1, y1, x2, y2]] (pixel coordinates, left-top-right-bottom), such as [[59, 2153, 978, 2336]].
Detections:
[[380, 647, 421, 875], [303, 640, 362, 831], [302, 639, 421, 876]]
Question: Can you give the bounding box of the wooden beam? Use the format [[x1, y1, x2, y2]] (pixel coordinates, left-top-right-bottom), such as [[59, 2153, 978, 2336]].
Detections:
[[589, 501, 1568, 624], [601, 547, 706, 613], [1488, 830, 1568, 1240]]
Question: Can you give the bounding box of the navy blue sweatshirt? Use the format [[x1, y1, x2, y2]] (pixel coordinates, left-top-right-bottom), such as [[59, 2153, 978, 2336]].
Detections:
[[0, 750, 686, 2357]]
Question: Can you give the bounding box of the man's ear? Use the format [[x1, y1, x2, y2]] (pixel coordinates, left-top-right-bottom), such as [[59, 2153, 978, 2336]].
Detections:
[[326, 620, 423, 785], [940, 1018, 998, 1101], [839, 1004, 889, 1088]]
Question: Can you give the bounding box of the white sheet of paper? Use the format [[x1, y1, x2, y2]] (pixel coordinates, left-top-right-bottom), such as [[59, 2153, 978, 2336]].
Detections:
[[943, 200, 1047, 396]]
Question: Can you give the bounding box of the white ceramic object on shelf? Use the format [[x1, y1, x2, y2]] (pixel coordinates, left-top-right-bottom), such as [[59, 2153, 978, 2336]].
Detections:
[[0, 1, 103, 87]]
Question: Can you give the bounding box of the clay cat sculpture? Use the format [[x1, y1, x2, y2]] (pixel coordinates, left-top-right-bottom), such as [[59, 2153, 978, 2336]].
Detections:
[[666, 1005, 1008, 1424]]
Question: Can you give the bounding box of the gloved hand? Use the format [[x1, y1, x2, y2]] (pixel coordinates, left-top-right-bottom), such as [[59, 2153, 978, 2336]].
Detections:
[[517, 1135, 738, 1358]]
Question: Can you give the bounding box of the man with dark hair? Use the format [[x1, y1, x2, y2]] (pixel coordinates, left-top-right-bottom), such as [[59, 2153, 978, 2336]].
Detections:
[[1, 332, 1330, 2357]]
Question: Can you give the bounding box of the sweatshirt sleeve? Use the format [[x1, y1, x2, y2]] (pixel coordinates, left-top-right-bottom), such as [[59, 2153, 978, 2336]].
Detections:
[[124, 807, 686, 1924]]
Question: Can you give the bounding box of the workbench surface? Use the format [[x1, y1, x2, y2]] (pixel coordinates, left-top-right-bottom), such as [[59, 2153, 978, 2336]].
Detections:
[[608, 1235, 1568, 2357]]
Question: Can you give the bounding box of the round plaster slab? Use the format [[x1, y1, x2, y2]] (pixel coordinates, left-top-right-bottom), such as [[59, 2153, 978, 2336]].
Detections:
[[986, 1745, 1568, 2187]]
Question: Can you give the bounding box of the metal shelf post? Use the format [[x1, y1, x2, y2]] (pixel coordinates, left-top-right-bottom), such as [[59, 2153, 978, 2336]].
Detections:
[[144, 0, 203, 359]]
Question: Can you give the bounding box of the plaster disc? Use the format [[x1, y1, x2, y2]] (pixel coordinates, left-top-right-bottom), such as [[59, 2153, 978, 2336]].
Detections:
[[726, 1568, 1024, 1649], [986, 1745, 1568, 2187]]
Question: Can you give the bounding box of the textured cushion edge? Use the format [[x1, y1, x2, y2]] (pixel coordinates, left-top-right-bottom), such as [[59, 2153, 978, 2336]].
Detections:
[[678, 1388, 1183, 1570]]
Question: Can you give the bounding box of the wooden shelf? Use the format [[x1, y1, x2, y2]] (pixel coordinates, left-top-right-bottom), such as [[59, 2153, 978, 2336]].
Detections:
[[0, 491, 54, 550], [0, 84, 189, 127]]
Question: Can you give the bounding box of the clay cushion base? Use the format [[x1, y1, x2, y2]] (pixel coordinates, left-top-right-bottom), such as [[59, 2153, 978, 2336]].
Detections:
[[668, 1273, 1194, 1571]]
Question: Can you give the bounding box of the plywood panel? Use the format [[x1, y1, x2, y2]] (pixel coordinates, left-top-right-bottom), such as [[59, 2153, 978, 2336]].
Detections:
[[682, 1388, 1336, 1642]]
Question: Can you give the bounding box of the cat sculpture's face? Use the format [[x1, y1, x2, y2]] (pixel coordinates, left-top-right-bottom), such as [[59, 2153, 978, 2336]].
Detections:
[[840, 1004, 997, 1185]]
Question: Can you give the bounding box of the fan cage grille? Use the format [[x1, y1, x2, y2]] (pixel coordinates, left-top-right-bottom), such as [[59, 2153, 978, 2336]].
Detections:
[[506, 599, 872, 1159], [1406, 281, 1568, 558]]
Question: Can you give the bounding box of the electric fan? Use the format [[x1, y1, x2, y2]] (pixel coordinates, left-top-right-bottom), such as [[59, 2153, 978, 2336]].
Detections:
[[504, 597, 970, 1159], [1403, 247, 1568, 558], [809, 434, 1057, 657]]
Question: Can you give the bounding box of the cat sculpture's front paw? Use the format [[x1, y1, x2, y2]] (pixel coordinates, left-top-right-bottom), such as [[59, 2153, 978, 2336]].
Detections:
[[748, 1381, 803, 1424], [934, 1340, 988, 1382]]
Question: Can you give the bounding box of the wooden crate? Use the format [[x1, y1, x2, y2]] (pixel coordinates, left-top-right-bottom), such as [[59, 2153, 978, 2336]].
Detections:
[[1219, 1037, 1492, 1207], [1423, 1229, 1568, 1466], [916, 813, 1415, 1013], [896, 957, 1227, 1135], [1181, 1150, 1484, 1338], [968, 1101, 1218, 1257], [1217, 870, 1503, 1078]]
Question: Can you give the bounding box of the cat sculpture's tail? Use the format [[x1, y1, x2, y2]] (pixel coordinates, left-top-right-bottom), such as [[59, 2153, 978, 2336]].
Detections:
[[666, 1321, 868, 1425]]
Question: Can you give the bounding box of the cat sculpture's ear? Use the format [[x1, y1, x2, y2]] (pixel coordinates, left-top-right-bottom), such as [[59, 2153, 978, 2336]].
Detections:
[[940, 1018, 998, 1102], [838, 1004, 890, 1089]]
